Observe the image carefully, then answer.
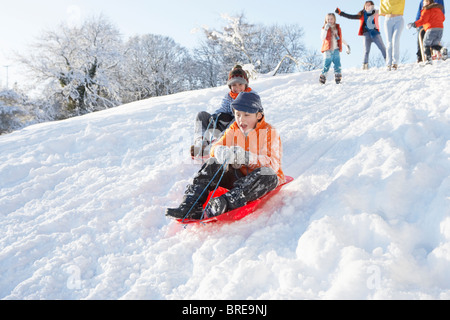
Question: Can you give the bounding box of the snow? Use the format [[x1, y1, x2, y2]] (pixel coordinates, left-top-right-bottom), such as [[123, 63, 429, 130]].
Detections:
[[1, 61, 449, 300]]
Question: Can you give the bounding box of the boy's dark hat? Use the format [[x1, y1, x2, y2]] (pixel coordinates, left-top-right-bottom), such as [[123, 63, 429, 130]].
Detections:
[[231, 92, 263, 114]]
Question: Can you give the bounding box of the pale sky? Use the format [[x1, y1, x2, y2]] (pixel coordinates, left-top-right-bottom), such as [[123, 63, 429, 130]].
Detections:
[[0, 0, 446, 88]]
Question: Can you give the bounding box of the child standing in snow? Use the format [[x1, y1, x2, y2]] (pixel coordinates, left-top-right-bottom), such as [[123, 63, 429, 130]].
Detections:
[[379, 0, 405, 70], [191, 65, 255, 158], [414, 0, 445, 62], [167, 91, 285, 220], [336, 1, 387, 70], [320, 13, 351, 84], [408, 0, 447, 64]]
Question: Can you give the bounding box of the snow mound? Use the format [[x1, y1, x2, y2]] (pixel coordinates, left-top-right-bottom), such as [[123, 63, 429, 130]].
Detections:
[[1, 62, 449, 299]]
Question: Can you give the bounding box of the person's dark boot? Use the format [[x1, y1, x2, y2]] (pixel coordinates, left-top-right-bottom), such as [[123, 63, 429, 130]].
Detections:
[[166, 182, 208, 219], [319, 74, 326, 84], [166, 201, 203, 219], [441, 47, 448, 61], [204, 196, 228, 218], [424, 47, 433, 65], [167, 158, 223, 219]]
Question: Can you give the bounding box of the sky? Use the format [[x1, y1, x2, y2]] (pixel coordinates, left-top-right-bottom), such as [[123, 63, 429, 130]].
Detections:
[[0, 0, 447, 89]]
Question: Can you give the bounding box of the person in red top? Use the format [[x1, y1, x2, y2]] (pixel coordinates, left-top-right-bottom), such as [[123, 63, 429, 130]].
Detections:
[[413, 0, 445, 62], [408, 0, 447, 63], [319, 13, 351, 84]]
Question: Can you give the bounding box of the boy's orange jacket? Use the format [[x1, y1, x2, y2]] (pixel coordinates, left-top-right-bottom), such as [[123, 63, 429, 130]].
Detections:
[[210, 118, 285, 185], [415, 5, 445, 31]]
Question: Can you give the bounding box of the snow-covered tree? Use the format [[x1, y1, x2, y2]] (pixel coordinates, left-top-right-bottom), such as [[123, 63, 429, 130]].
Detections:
[[192, 37, 225, 88], [298, 49, 323, 72], [6, 12, 320, 133], [19, 15, 123, 118], [0, 89, 33, 134], [120, 34, 195, 102], [199, 13, 308, 76]]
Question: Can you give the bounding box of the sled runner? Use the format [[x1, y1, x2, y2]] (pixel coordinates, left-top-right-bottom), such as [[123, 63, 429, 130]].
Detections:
[[175, 176, 294, 225], [419, 29, 427, 63]]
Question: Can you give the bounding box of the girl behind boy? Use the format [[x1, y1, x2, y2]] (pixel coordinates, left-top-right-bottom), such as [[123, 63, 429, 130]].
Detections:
[[191, 65, 254, 158]]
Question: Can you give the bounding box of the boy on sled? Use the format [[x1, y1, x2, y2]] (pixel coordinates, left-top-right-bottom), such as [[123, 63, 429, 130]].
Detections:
[[166, 91, 285, 220]]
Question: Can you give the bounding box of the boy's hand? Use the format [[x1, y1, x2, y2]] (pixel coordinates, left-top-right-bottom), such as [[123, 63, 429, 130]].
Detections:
[[214, 146, 233, 164], [335, 8, 341, 15], [214, 146, 257, 167], [230, 146, 247, 166]]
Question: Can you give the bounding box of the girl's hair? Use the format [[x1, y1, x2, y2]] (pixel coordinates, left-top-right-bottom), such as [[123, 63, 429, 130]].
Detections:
[[323, 13, 336, 28], [359, 1, 375, 15]]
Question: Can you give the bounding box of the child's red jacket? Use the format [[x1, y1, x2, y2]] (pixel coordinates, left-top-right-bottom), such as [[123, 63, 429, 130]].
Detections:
[[415, 4, 445, 31], [321, 24, 343, 53]]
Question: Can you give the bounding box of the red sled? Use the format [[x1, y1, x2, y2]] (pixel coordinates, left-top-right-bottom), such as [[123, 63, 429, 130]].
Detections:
[[176, 176, 294, 225]]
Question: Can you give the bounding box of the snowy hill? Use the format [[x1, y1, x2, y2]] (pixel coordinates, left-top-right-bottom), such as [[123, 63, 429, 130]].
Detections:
[[1, 62, 449, 300]]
